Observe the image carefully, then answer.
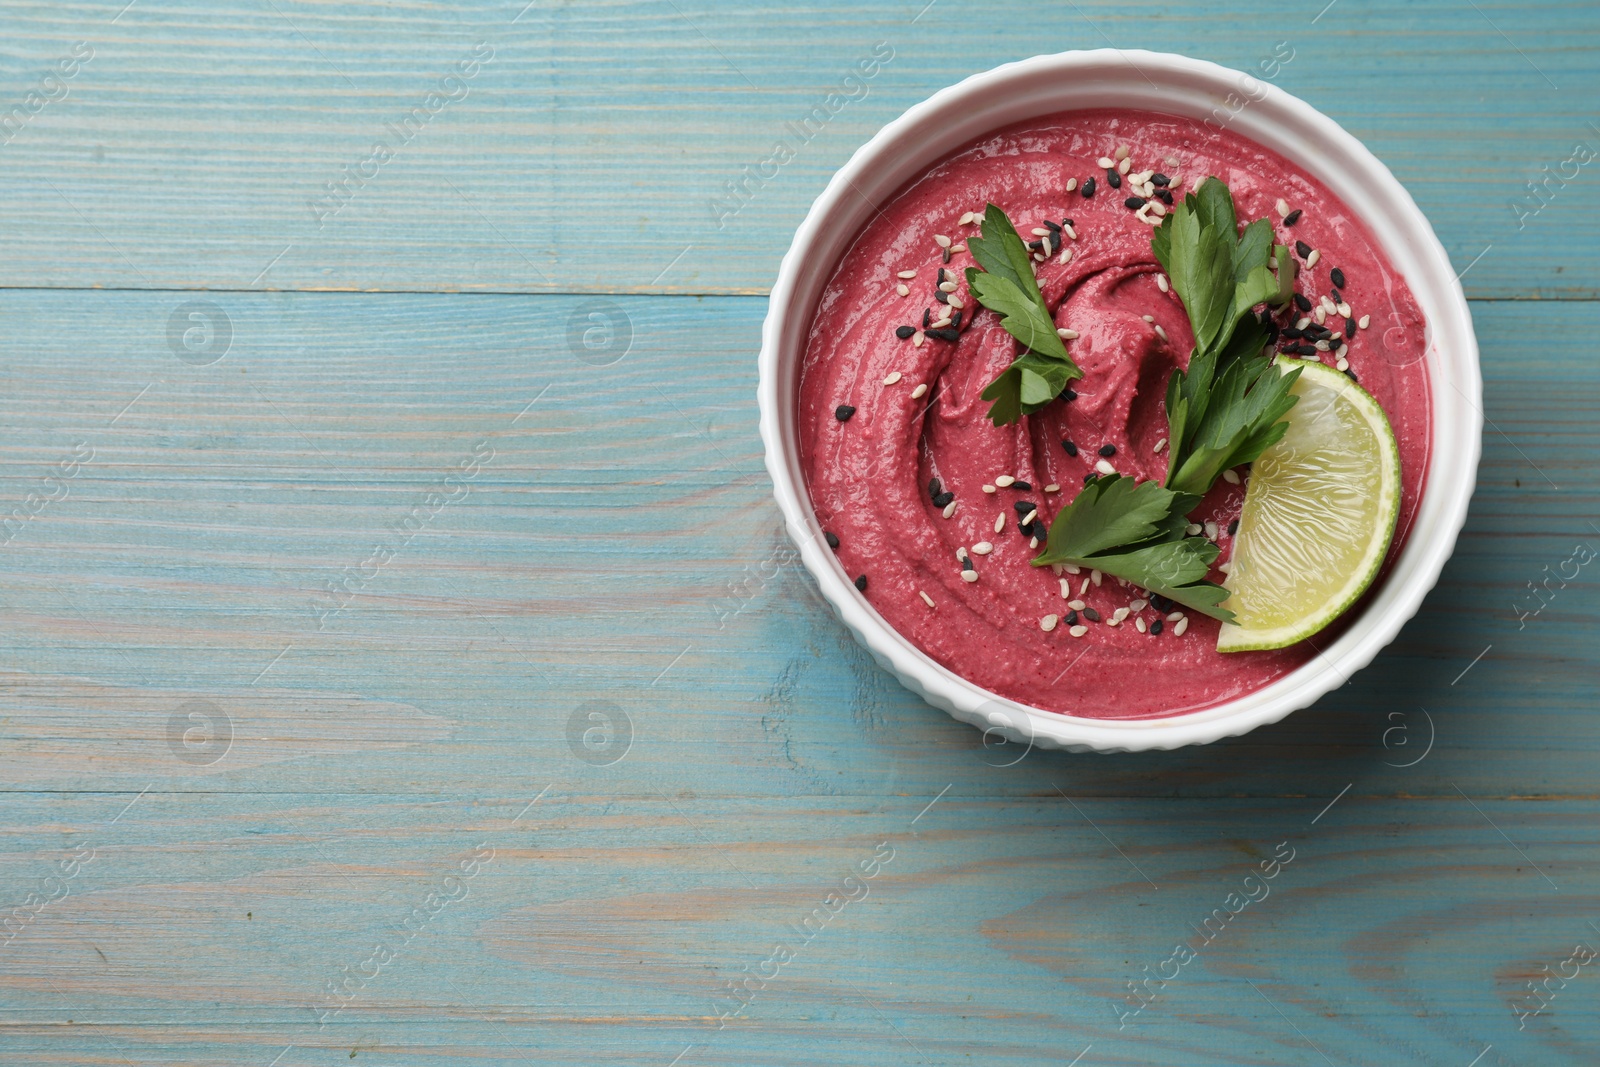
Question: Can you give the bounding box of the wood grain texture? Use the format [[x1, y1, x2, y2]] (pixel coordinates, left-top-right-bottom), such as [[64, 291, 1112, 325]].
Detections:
[[0, 1, 1597, 1064]]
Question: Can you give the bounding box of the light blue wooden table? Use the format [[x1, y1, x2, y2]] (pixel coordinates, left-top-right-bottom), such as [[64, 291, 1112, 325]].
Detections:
[[0, 2, 1595, 1064]]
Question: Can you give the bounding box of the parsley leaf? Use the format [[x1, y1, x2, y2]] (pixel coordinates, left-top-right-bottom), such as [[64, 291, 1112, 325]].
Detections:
[[966, 204, 1081, 425], [1153, 178, 1298, 495], [1032, 475, 1234, 621]]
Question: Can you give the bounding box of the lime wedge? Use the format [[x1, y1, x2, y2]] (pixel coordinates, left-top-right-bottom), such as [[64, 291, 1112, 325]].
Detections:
[[1217, 358, 1402, 652]]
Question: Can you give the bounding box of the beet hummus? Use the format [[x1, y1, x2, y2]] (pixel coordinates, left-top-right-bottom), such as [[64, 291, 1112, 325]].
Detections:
[[798, 108, 1430, 719]]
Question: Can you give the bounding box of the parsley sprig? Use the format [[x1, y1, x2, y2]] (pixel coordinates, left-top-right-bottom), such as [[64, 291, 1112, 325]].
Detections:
[[965, 204, 1082, 425], [1030, 178, 1300, 621]]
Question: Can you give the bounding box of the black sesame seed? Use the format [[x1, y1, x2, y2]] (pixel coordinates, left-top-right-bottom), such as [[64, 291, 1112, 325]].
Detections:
[[1125, 196, 1146, 210], [895, 325, 915, 340], [1083, 472, 1096, 485], [1065, 609, 1078, 625], [1151, 173, 1170, 187], [927, 328, 961, 342], [1295, 240, 1313, 259], [938, 268, 948, 283], [1150, 594, 1173, 612], [1081, 177, 1096, 198], [933, 491, 955, 508], [1062, 387, 1078, 402], [1150, 618, 1164, 635], [1296, 344, 1318, 357], [952, 311, 963, 329], [1344, 368, 1359, 382], [1293, 293, 1312, 313], [1013, 500, 1037, 514], [1345, 323, 1358, 340], [935, 290, 949, 304], [824, 531, 840, 549], [1282, 326, 1303, 340], [922, 308, 931, 329], [1012, 480, 1032, 491], [1283, 209, 1302, 226], [1265, 322, 1280, 343], [854, 574, 868, 592], [1018, 521, 1035, 538], [1330, 267, 1347, 289], [835, 405, 856, 422], [1156, 188, 1174, 205], [928, 477, 942, 498], [1098, 444, 1116, 457], [942, 246, 951, 264], [1106, 168, 1122, 189], [1330, 288, 1343, 305], [1062, 218, 1075, 228], [1045, 219, 1061, 234], [1228, 519, 1239, 536], [1062, 439, 1078, 457], [1026, 239, 1043, 252], [1082, 607, 1102, 623], [962, 557, 975, 573]]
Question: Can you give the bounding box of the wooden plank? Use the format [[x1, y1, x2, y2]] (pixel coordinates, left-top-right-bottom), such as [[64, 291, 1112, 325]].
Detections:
[[0, 290, 1592, 803], [0, 0, 1591, 297], [0, 791, 1595, 1065]]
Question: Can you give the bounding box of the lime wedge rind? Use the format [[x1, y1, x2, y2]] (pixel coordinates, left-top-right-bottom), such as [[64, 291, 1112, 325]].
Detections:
[[1216, 358, 1402, 653]]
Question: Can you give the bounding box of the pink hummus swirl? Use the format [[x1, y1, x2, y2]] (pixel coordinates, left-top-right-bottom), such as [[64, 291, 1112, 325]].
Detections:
[[798, 108, 1431, 719]]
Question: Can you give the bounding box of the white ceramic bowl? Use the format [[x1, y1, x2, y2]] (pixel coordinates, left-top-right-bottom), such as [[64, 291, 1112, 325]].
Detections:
[[757, 50, 1481, 753]]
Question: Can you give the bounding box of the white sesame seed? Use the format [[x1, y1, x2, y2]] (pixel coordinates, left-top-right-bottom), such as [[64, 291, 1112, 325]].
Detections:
[[942, 501, 957, 519], [1031, 227, 1052, 237], [1060, 578, 1071, 598], [1186, 523, 1202, 536], [1041, 614, 1059, 632], [994, 513, 1006, 534], [1117, 145, 1132, 161], [1021, 509, 1038, 526], [1033, 252, 1046, 262], [1051, 563, 1063, 576], [1336, 357, 1350, 371], [939, 280, 958, 293], [911, 383, 928, 399], [896, 284, 910, 297], [1222, 469, 1240, 485], [1118, 157, 1131, 174], [972, 541, 993, 555], [1130, 170, 1152, 184], [1337, 302, 1352, 318], [1166, 611, 1183, 622], [956, 547, 968, 561], [912, 331, 925, 347], [1275, 198, 1290, 218], [1359, 314, 1372, 329], [1156, 273, 1169, 293], [1315, 340, 1331, 352], [1165, 155, 1180, 167], [919, 590, 935, 607], [1154, 437, 1167, 453], [994, 475, 1015, 487], [1044, 483, 1060, 493], [961, 570, 978, 583], [897, 269, 917, 279], [1040, 236, 1054, 256], [1105, 614, 1121, 628], [1095, 459, 1115, 475], [883, 371, 902, 386], [958, 211, 974, 226], [1064, 223, 1078, 240], [1065, 178, 1078, 192], [1314, 307, 1327, 325], [1142, 314, 1155, 323], [1068, 599, 1086, 611], [950, 243, 966, 253], [1336, 343, 1348, 358], [1149, 201, 1166, 217], [1070, 625, 1088, 637], [934, 234, 952, 249], [1135, 205, 1153, 225], [948, 295, 964, 310], [1174, 616, 1189, 636], [1204, 521, 1219, 540], [1218, 561, 1231, 574], [931, 313, 952, 329], [1112, 607, 1130, 624], [1154, 324, 1169, 342], [1296, 316, 1311, 330], [1080, 577, 1091, 595], [1133, 617, 1145, 633], [1064, 564, 1081, 574], [1097, 155, 1115, 169], [982, 484, 996, 494], [1028, 536, 1038, 549], [1307, 249, 1321, 268], [1130, 599, 1148, 613], [1090, 569, 1102, 587], [1058, 246, 1072, 265], [1057, 328, 1079, 339]]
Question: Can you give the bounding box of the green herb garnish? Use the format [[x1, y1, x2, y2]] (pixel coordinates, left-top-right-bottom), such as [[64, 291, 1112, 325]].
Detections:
[[1032, 475, 1233, 620], [965, 204, 1082, 426], [1154, 178, 1299, 495]]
